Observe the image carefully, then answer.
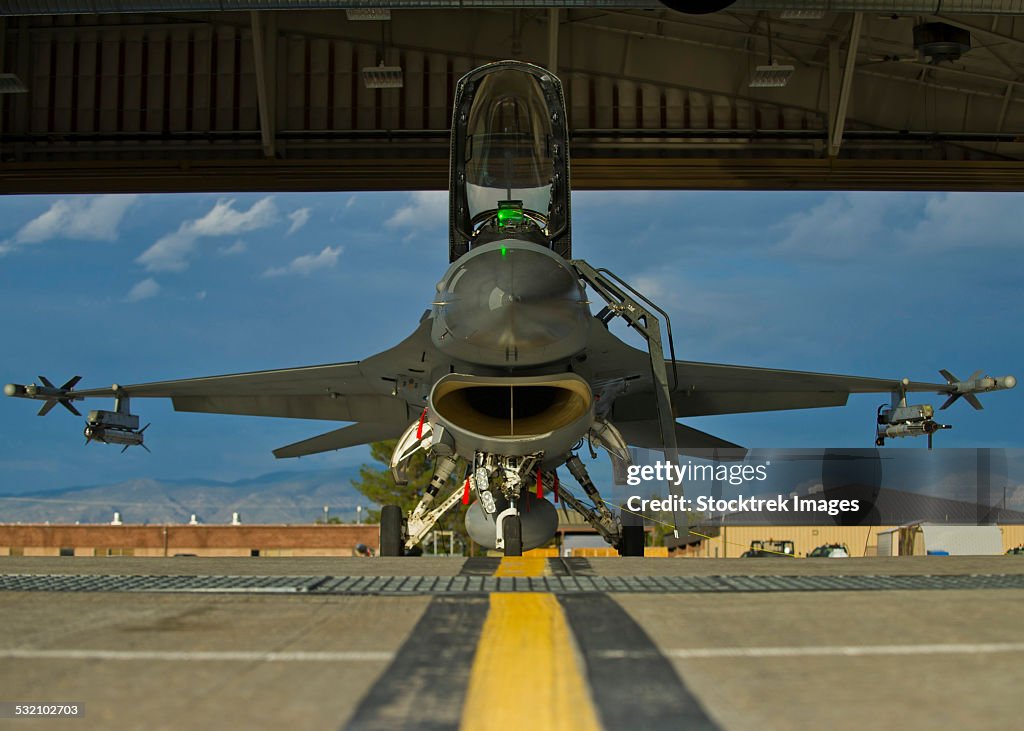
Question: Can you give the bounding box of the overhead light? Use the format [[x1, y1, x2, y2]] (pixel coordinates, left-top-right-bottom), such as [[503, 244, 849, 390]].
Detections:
[[913, 22, 971, 64], [346, 9, 391, 21], [780, 10, 825, 20], [362, 64, 404, 89], [0, 73, 27, 94], [749, 63, 794, 88]]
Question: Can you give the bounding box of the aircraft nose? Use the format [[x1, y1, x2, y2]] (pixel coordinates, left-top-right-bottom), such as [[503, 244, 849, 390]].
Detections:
[[432, 241, 590, 366]]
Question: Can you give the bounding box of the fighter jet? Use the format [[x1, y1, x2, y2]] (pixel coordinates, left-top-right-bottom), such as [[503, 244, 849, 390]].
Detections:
[[5, 61, 1016, 556]]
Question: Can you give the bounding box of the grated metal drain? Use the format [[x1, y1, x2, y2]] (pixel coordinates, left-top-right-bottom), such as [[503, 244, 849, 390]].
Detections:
[[2, 573, 1024, 595]]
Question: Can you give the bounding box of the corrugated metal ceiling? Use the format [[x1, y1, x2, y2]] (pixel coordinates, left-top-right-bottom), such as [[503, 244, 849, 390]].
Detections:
[[0, 7, 1022, 192]]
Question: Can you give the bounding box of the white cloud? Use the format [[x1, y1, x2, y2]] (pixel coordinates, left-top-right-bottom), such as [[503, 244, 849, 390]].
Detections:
[[137, 197, 277, 272], [2, 195, 138, 253], [125, 278, 160, 302], [286, 208, 311, 235], [263, 246, 342, 277], [195, 290, 207, 301], [903, 193, 1024, 251], [220, 240, 247, 256], [190, 198, 277, 237], [137, 230, 196, 273], [773, 193, 894, 259], [771, 191, 1024, 260], [385, 191, 447, 230]]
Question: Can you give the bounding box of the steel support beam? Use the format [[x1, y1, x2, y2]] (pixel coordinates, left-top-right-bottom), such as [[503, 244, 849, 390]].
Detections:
[[548, 9, 559, 75], [251, 11, 277, 159], [994, 83, 1015, 155], [0, 17, 6, 140], [830, 12, 862, 158], [5, 158, 1024, 195], [827, 39, 838, 154]]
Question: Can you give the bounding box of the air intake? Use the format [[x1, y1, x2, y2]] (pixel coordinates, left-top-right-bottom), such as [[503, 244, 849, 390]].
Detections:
[[429, 373, 594, 460]]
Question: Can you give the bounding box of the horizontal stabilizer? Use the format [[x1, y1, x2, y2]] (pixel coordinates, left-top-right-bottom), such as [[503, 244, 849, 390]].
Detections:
[[616, 420, 747, 459], [273, 422, 402, 459]]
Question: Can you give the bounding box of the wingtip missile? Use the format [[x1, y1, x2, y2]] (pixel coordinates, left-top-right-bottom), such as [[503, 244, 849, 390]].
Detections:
[[6, 376, 83, 415], [938, 370, 1016, 410]]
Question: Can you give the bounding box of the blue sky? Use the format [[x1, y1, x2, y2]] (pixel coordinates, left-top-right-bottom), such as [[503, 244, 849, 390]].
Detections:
[[0, 189, 1021, 495]]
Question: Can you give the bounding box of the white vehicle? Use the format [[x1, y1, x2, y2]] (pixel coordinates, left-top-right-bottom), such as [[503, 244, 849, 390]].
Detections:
[[808, 543, 850, 558]]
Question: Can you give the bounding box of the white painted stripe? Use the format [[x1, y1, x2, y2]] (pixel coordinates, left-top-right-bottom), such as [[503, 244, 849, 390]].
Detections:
[[655, 642, 1024, 659], [0, 649, 394, 663]]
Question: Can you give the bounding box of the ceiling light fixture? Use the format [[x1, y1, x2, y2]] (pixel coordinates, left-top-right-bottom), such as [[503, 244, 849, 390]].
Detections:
[[346, 10, 391, 21], [0, 73, 28, 94], [362, 64, 404, 89]]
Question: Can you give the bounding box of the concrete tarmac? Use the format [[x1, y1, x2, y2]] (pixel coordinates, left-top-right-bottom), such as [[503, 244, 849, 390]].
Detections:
[[1, 556, 1023, 730]]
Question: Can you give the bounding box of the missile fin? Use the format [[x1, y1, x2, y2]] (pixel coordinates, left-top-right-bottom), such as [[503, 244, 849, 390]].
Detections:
[[964, 393, 984, 411], [37, 400, 57, 417]]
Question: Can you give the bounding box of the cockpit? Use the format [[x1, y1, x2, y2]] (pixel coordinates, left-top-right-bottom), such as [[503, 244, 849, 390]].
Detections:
[[465, 70, 553, 244], [449, 62, 571, 261]]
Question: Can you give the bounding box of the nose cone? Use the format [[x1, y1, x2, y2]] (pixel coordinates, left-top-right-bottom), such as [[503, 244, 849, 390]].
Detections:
[[432, 241, 589, 366]]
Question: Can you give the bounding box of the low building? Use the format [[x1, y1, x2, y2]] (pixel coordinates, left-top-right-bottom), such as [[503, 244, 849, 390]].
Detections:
[[696, 523, 1024, 558], [877, 523, 1006, 556], [0, 523, 380, 557]]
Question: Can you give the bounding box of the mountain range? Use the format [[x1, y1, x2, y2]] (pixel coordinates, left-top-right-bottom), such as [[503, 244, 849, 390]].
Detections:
[[0, 467, 375, 525]]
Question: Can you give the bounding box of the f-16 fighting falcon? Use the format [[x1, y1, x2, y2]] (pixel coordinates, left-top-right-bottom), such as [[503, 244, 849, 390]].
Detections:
[[5, 61, 1016, 557]]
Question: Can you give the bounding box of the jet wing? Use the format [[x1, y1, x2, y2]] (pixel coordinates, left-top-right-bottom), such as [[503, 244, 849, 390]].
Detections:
[[612, 361, 954, 419], [616, 420, 747, 456], [62, 361, 412, 422], [8, 319, 437, 424]]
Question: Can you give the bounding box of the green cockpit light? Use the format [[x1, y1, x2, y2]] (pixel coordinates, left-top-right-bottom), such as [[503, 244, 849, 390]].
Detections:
[[497, 200, 525, 228]]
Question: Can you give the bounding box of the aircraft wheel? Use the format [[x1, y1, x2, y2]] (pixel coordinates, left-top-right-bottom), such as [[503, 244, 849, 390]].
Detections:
[[379, 505, 404, 557], [618, 525, 645, 556], [502, 515, 523, 557]]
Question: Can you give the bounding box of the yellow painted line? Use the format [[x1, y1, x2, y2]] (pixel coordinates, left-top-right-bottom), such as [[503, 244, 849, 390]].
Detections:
[[460, 593, 602, 731], [493, 556, 548, 577]]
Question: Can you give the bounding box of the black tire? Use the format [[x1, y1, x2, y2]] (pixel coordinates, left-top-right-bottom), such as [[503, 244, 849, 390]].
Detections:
[[619, 525, 645, 557], [502, 514, 523, 557], [379, 505, 404, 557]]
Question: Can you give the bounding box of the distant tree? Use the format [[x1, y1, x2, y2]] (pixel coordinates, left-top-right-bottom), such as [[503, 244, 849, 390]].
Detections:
[[351, 440, 473, 553], [315, 516, 345, 525]]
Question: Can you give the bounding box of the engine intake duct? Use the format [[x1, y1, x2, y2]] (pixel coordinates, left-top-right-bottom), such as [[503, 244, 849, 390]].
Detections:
[[429, 373, 594, 461]]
